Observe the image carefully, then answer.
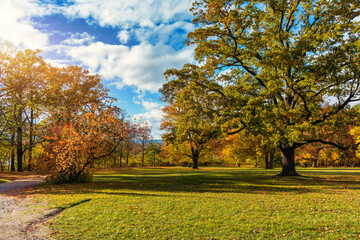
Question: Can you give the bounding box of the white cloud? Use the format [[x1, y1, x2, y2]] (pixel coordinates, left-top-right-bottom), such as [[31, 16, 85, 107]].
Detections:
[[57, 1, 195, 49], [0, 0, 50, 50], [61, 0, 194, 27], [139, 19, 155, 28], [0, 0, 195, 93], [62, 32, 95, 46], [64, 41, 194, 92], [131, 21, 195, 44], [117, 30, 130, 44], [142, 100, 160, 111]]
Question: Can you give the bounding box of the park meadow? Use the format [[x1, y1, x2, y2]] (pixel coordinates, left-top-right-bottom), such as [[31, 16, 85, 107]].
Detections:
[[13, 167, 357, 239], [1, 0, 360, 239]]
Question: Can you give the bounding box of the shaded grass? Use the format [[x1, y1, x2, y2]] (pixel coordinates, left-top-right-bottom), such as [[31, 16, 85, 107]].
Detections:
[[29, 167, 360, 239]]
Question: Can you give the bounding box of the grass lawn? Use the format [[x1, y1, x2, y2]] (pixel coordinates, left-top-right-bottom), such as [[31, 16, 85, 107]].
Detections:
[[30, 167, 360, 239]]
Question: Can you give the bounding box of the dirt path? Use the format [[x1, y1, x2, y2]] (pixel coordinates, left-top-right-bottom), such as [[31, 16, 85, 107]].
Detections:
[[0, 177, 56, 240], [0, 177, 44, 192]]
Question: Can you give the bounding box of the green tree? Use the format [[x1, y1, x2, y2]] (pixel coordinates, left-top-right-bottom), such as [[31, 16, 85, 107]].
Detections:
[[170, 0, 360, 175], [161, 68, 221, 169]]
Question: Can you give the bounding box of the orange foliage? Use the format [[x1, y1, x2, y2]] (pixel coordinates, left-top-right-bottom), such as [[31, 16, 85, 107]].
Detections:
[[37, 104, 129, 182]]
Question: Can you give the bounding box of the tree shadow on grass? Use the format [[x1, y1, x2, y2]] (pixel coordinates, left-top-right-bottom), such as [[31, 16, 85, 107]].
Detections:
[[19, 168, 360, 197], [25, 198, 93, 232]]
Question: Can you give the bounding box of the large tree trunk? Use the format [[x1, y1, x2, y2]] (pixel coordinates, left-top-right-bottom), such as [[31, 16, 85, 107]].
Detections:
[[192, 155, 199, 169], [191, 147, 199, 169], [278, 145, 298, 176]]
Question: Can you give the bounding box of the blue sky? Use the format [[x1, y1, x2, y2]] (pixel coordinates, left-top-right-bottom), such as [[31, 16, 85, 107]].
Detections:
[[0, 0, 196, 138]]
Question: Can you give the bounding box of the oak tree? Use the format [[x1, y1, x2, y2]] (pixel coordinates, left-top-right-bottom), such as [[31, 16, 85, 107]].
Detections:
[[172, 0, 360, 175]]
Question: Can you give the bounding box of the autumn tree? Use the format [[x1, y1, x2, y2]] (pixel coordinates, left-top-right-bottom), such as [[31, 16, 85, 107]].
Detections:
[[220, 132, 276, 168], [294, 107, 358, 167], [0, 49, 52, 171], [37, 104, 129, 183], [0, 46, 110, 172], [161, 67, 221, 169], [160, 142, 187, 166], [169, 0, 360, 176]]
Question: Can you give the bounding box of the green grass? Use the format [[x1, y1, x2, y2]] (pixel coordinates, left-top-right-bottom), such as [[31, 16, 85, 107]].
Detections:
[[32, 167, 360, 239], [0, 178, 10, 184]]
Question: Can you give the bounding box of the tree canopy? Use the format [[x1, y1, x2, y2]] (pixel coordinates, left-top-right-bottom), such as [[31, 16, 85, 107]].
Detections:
[[161, 65, 221, 168], [0, 44, 151, 181], [163, 0, 360, 175]]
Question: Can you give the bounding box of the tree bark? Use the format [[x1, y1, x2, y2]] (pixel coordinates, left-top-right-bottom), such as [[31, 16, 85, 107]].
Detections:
[[192, 155, 199, 169], [278, 145, 298, 176], [191, 147, 199, 169]]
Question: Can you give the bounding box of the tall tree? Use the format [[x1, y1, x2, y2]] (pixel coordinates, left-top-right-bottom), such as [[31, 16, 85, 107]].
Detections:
[[161, 67, 221, 169], [0, 49, 49, 171], [169, 0, 360, 175]]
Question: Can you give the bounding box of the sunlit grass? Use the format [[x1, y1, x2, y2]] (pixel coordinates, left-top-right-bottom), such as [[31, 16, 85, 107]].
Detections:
[[31, 167, 360, 239]]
